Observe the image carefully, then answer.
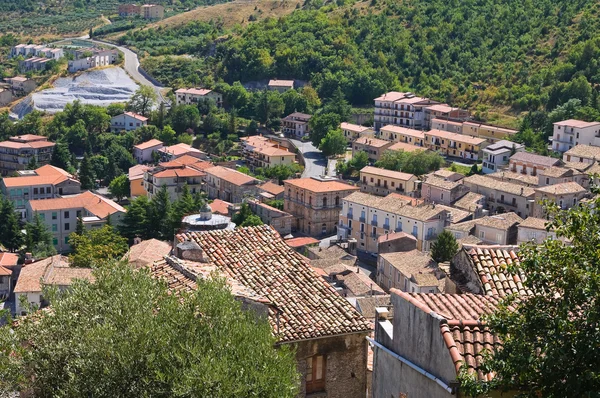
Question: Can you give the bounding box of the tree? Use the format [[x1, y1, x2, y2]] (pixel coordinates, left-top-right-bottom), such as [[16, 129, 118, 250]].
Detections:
[[336, 150, 369, 177], [308, 113, 341, 148], [196, 97, 217, 116], [375, 150, 444, 175], [75, 216, 85, 236], [69, 225, 128, 268], [79, 153, 95, 190], [51, 142, 73, 173], [127, 86, 157, 117], [106, 102, 126, 117], [25, 213, 54, 254], [240, 214, 264, 227], [256, 164, 303, 184], [460, 195, 600, 397], [319, 128, 347, 156], [254, 90, 284, 126], [322, 87, 351, 121], [108, 174, 130, 202], [149, 185, 173, 240], [231, 203, 263, 227], [0, 197, 23, 252], [227, 108, 238, 134], [177, 133, 194, 145], [0, 261, 299, 396], [430, 230, 459, 263], [202, 110, 221, 134], [26, 156, 38, 170], [157, 125, 176, 145], [120, 196, 152, 243], [168, 105, 200, 133]]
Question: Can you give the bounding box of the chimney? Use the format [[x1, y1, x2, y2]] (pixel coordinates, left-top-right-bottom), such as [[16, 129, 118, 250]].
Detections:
[[133, 236, 142, 245], [520, 187, 524, 195], [24, 252, 33, 265], [176, 241, 206, 262]]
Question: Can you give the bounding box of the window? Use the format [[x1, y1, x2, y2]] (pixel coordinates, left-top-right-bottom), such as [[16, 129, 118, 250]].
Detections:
[[52, 238, 58, 246], [335, 196, 339, 206], [412, 225, 418, 237], [306, 355, 326, 393], [322, 197, 327, 207], [360, 223, 365, 232], [372, 226, 376, 236], [397, 221, 402, 232], [65, 237, 69, 244], [64, 211, 70, 219], [64, 223, 70, 231], [46, 187, 51, 194], [321, 224, 327, 234], [372, 214, 377, 224], [479, 230, 485, 239], [76, 210, 82, 218], [440, 193, 444, 201], [496, 233, 502, 243], [546, 178, 550, 185], [348, 220, 352, 229]]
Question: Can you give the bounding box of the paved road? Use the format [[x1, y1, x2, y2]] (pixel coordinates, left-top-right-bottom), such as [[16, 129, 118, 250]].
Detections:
[[289, 138, 328, 178]]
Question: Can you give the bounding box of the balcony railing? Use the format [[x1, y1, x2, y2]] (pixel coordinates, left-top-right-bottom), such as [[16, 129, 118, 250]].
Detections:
[[383, 224, 390, 230], [346, 212, 353, 218], [371, 220, 378, 226], [395, 227, 403, 233], [359, 216, 366, 223]]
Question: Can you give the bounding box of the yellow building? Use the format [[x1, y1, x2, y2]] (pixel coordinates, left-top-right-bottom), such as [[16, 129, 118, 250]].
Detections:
[[129, 165, 152, 197], [379, 124, 425, 146], [461, 121, 517, 143], [424, 129, 487, 161], [359, 166, 418, 197]]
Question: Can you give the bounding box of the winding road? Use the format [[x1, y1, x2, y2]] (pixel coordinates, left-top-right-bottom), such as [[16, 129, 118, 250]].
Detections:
[[289, 138, 337, 178]]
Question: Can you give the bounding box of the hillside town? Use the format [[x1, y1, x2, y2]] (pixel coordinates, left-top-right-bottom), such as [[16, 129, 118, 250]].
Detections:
[[0, 0, 599, 396]]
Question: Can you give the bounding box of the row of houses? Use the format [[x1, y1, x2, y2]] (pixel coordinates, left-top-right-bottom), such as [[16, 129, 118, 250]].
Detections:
[[68, 48, 119, 73], [10, 44, 64, 60]]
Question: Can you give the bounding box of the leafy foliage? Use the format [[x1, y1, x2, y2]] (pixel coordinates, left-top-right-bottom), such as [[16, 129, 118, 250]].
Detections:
[[0, 196, 23, 252], [430, 230, 459, 263], [231, 203, 264, 227], [336, 150, 369, 178], [375, 150, 444, 175], [69, 225, 128, 268], [319, 128, 347, 156]]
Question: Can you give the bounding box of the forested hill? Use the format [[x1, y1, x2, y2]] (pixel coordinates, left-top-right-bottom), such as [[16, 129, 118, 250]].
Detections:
[[211, 0, 600, 111]]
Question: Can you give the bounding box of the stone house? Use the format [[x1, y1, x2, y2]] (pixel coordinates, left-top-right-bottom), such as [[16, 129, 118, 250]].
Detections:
[[377, 250, 447, 293], [508, 152, 562, 176], [352, 136, 393, 163], [537, 166, 589, 188], [203, 166, 262, 204], [533, 182, 588, 218], [268, 79, 294, 92], [462, 174, 535, 218], [563, 144, 600, 164], [247, 198, 294, 235]]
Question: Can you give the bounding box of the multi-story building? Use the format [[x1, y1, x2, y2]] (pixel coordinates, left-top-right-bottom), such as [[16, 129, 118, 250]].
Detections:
[[537, 166, 589, 188], [128, 164, 152, 197], [247, 199, 294, 235], [203, 166, 261, 204], [26, 191, 126, 253], [282, 112, 312, 138], [377, 250, 445, 293], [141, 4, 164, 19], [110, 111, 148, 132], [517, 217, 556, 244], [508, 151, 562, 176], [239, 135, 296, 170], [487, 170, 539, 186], [1, 165, 80, 219], [451, 213, 523, 245], [5, 76, 37, 95], [68, 49, 118, 73], [481, 140, 525, 174], [463, 174, 535, 218], [144, 158, 210, 201], [373, 92, 440, 131], [378, 124, 425, 146], [551, 119, 600, 153], [174, 88, 222, 107], [340, 122, 374, 143], [359, 166, 418, 197], [420, 173, 469, 205], [430, 118, 463, 134], [158, 143, 208, 160], [0, 134, 55, 176], [461, 121, 518, 143], [19, 57, 52, 72], [424, 129, 487, 160], [533, 182, 588, 218], [267, 79, 294, 92], [563, 144, 600, 164], [133, 139, 163, 163], [352, 136, 393, 163], [118, 3, 140, 16], [338, 192, 448, 253], [284, 176, 359, 237], [423, 104, 470, 130]]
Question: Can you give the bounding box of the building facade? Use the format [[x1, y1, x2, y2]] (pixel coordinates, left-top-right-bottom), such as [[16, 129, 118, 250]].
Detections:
[[551, 119, 600, 153], [378, 124, 425, 146], [424, 129, 487, 161], [341, 122, 374, 143], [373, 92, 440, 131], [282, 112, 312, 138], [463, 174, 535, 218], [359, 166, 418, 197], [481, 140, 525, 174], [133, 139, 163, 163], [0, 134, 55, 176], [508, 151, 562, 176], [247, 199, 294, 235], [175, 88, 222, 107], [110, 112, 148, 132], [203, 166, 262, 204], [352, 137, 393, 163]]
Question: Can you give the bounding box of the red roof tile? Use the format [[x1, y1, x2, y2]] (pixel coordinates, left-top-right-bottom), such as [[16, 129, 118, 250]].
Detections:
[[284, 236, 320, 248]]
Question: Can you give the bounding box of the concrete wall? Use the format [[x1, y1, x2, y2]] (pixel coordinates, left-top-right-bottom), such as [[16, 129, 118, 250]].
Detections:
[[293, 332, 368, 398]]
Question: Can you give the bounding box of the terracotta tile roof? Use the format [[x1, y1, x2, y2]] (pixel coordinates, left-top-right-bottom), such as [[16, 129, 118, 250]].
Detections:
[[14, 255, 92, 293], [434, 169, 463, 179], [487, 171, 539, 186], [462, 245, 531, 297], [125, 239, 172, 268], [538, 166, 575, 178], [11, 134, 47, 142], [380, 250, 440, 288], [282, 111, 311, 120], [360, 166, 415, 181], [204, 166, 259, 186], [387, 142, 424, 153], [425, 129, 486, 146], [474, 212, 523, 230], [134, 138, 163, 150], [268, 79, 294, 87], [535, 181, 586, 195], [344, 192, 445, 221], [0, 252, 18, 268], [432, 118, 463, 127], [518, 217, 549, 230], [380, 124, 425, 139], [284, 236, 320, 248], [563, 161, 592, 171], [462, 121, 518, 135], [29, 191, 125, 219], [354, 136, 392, 148], [393, 290, 502, 381], [510, 152, 562, 167], [173, 226, 372, 342], [175, 88, 212, 96], [259, 181, 285, 196], [355, 295, 393, 320], [153, 166, 205, 179], [159, 143, 204, 157], [565, 144, 600, 160], [255, 145, 294, 157], [425, 104, 458, 113], [128, 164, 152, 180], [554, 119, 600, 128], [0, 266, 11, 276], [284, 177, 359, 193], [209, 199, 231, 215], [464, 174, 536, 196], [453, 192, 485, 212], [484, 140, 524, 153], [422, 175, 461, 190], [341, 122, 370, 133], [374, 91, 407, 101], [436, 205, 472, 224], [123, 111, 148, 122], [2, 165, 74, 188], [150, 258, 198, 294]]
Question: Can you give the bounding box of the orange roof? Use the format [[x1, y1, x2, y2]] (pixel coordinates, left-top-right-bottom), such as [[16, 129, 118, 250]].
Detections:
[[128, 164, 152, 180], [341, 122, 370, 133], [426, 104, 458, 113], [268, 79, 294, 87], [354, 136, 392, 148], [159, 154, 213, 170], [0, 266, 11, 276], [209, 199, 231, 215], [380, 124, 426, 139], [204, 166, 259, 186], [175, 88, 213, 96], [153, 166, 205, 179], [134, 139, 163, 150], [14, 255, 92, 293], [159, 143, 203, 157], [0, 252, 18, 268], [284, 177, 359, 193], [29, 191, 125, 219], [11, 134, 47, 142], [123, 111, 148, 122], [27, 140, 55, 149], [255, 145, 294, 157], [374, 91, 407, 101], [259, 181, 285, 196], [2, 165, 74, 188]]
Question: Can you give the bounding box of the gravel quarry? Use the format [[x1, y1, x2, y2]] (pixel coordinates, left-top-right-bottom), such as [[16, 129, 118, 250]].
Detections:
[[12, 67, 138, 119]]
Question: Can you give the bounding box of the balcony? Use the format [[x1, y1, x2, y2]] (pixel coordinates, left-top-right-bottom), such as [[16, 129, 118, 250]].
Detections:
[[346, 211, 353, 218], [371, 220, 378, 226], [383, 224, 390, 230], [359, 216, 366, 223], [395, 227, 403, 233], [425, 233, 438, 241]]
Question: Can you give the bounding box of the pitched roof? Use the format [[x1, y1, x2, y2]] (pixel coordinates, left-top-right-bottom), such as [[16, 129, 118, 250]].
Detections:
[[175, 88, 213, 96], [284, 236, 320, 248], [379, 250, 438, 286], [425, 104, 458, 113], [0, 252, 18, 268], [463, 174, 536, 197], [535, 181, 586, 195], [128, 164, 152, 180], [173, 226, 372, 342], [374, 91, 407, 101], [360, 166, 415, 181], [133, 138, 163, 150], [518, 217, 549, 230], [125, 239, 172, 269], [341, 122, 370, 133], [255, 145, 294, 157], [268, 79, 294, 87], [538, 166, 575, 178], [461, 245, 531, 297], [426, 129, 486, 145], [28, 191, 125, 219], [2, 165, 75, 188], [487, 170, 539, 186], [209, 199, 231, 215], [387, 142, 424, 153], [453, 192, 485, 212], [484, 140, 524, 153], [159, 143, 204, 157], [204, 166, 260, 186], [354, 136, 392, 148], [564, 144, 600, 160], [284, 177, 359, 193], [554, 119, 600, 128], [422, 176, 461, 190], [259, 181, 285, 196], [355, 295, 393, 320], [122, 111, 148, 122], [344, 192, 445, 221], [510, 151, 562, 167], [394, 291, 502, 381], [474, 212, 523, 230], [380, 124, 425, 139], [13, 255, 92, 293]]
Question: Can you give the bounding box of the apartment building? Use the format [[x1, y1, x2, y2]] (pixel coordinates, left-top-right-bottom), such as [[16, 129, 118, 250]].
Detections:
[[481, 140, 525, 174], [240, 135, 296, 170], [128, 164, 152, 197], [538, 166, 589, 188], [373, 92, 440, 131], [461, 121, 518, 143], [118, 4, 141, 16], [359, 166, 418, 197], [175, 88, 222, 107], [247, 198, 294, 235], [0, 165, 80, 219], [68, 49, 118, 73], [379, 124, 425, 146], [430, 118, 463, 134], [533, 182, 588, 218], [204, 166, 262, 204], [5, 76, 36, 95], [377, 250, 445, 293], [340, 122, 374, 143], [551, 119, 600, 153], [19, 57, 51, 72], [420, 173, 469, 205], [338, 192, 448, 253], [0, 134, 55, 176], [284, 177, 359, 237], [26, 191, 126, 253], [508, 151, 562, 176], [563, 144, 600, 164], [462, 174, 535, 218], [352, 137, 393, 162], [110, 112, 148, 132], [133, 139, 163, 163], [424, 129, 487, 160], [144, 157, 210, 200], [141, 4, 164, 19], [423, 104, 470, 130], [268, 79, 294, 92], [282, 112, 311, 138]]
